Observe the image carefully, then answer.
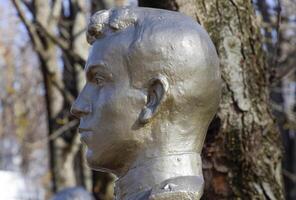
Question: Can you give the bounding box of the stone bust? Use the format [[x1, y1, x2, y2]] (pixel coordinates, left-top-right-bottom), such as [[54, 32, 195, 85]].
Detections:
[[71, 7, 221, 200]]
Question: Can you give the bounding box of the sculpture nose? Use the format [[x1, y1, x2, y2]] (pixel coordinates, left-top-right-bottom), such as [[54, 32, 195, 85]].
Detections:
[[71, 98, 91, 118]]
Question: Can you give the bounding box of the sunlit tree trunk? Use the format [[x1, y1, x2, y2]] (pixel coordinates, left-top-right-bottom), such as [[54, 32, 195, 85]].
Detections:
[[14, 0, 65, 191], [139, 0, 284, 199], [12, 0, 88, 192]]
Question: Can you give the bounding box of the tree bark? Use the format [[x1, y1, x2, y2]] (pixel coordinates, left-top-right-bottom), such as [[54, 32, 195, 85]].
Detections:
[[139, 0, 284, 199]]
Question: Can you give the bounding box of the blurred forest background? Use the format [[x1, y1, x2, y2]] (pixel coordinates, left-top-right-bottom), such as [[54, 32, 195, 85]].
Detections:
[[0, 0, 295, 199]]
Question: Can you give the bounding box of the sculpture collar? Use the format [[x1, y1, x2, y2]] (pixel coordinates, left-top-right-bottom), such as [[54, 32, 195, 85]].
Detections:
[[115, 152, 204, 200]]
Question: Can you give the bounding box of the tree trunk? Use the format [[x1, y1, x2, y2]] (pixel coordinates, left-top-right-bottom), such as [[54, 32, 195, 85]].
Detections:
[[139, 0, 284, 199], [12, 0, 89, 192], [24, 0, 65, 192]]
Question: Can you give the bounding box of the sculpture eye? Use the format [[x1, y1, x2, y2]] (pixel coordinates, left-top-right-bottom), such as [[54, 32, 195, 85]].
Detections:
[[94, 74, 105, 86]]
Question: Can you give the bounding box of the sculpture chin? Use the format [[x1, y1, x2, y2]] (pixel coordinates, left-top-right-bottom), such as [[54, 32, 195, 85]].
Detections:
[[85, 141, 141, 175], [85, 153, 112, 173]]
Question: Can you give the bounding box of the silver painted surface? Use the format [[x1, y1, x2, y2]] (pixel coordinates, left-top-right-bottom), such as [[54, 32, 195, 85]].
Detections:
[[52, 187, 94, 200], [71, 7, 221, 200]]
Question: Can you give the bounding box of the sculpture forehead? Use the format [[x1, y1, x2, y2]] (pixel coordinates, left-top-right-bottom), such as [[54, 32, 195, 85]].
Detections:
[[86, 40, 112, 69], [85, 34, 129, 73]]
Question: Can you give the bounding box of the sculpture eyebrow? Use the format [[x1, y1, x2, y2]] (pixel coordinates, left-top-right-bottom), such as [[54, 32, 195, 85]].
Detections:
[[86, 64, 112, 81]]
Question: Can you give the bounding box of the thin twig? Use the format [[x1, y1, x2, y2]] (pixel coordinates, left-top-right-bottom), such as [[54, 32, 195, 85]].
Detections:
[[24, 119, 79, 149], [273, 0, 282, 70], [51, 77, 75, 104], [12, 0, 42, 52], [20, 0, 34, 13], [48, 0, 62, 25], [35, 21, 69, 50], [283, 169, 296, 183], [36, 22, 86, 67], [49, 119, 79, 140]]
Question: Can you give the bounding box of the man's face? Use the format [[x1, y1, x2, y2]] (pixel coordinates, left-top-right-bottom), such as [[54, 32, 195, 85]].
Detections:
[[71, 35, 145, 173]]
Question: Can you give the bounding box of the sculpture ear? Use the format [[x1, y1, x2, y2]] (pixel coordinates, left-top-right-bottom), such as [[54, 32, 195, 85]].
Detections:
[[139, 76, 169, 124]]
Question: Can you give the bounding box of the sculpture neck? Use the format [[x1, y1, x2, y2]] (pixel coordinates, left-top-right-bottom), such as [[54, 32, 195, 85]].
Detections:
[[115, 152, 203, 200]]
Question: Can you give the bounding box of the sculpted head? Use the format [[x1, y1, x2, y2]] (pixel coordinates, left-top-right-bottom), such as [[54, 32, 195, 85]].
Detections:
[[71, 7, 221, 176]]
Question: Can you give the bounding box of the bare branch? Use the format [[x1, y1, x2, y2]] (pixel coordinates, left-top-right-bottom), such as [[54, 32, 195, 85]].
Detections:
[[273, 0, 282, 69], [49, 0, 63, 25], [21, 0, 35, 13], [35, 21, 69, 49], [12, 0, 43, 52], [66, 131, 81, 161], [270, 61, 296, 87], [283, 169, 296, 183], [49, 120, 79, 140], [51, 75, 75, 104], [36, 22, 86, 67], [24, 119, 79, 149]]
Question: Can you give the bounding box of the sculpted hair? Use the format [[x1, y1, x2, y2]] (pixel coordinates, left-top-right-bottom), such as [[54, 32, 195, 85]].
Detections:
[[87, 8, 138, 44]]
